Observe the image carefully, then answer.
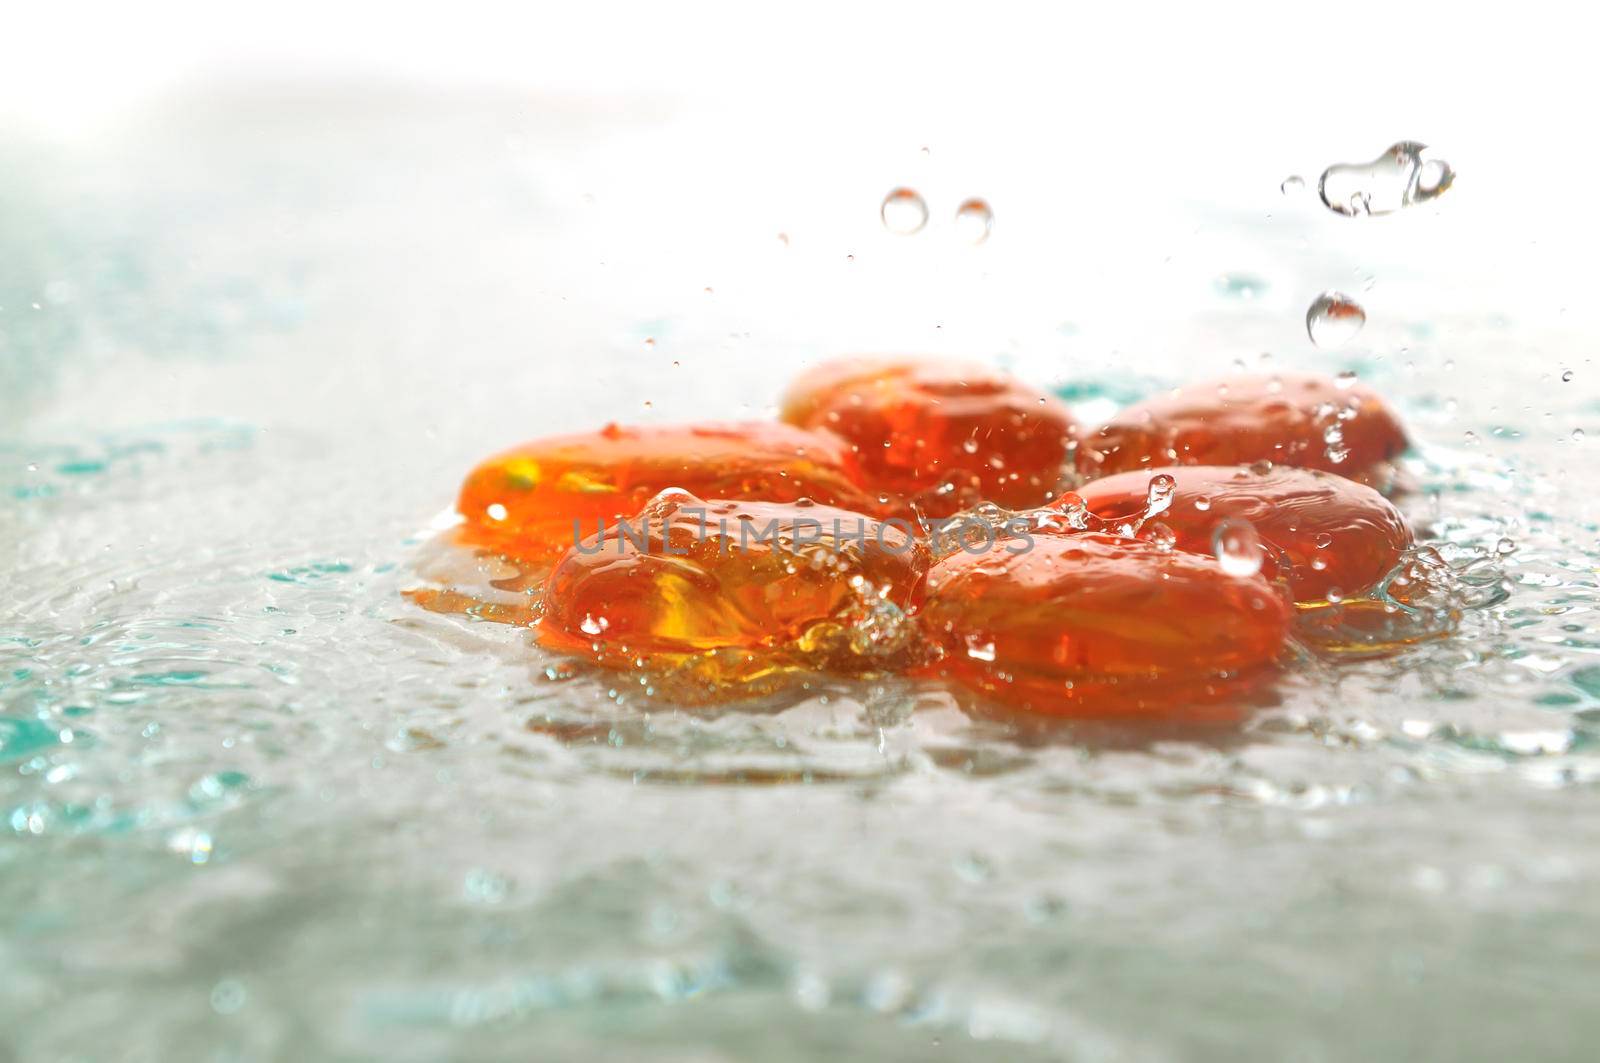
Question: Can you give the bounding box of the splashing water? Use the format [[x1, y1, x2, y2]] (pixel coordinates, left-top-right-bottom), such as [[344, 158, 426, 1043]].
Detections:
[[879, 187, 928, 235], [1317, 141, 1455, 217], [1306, 291, 1367, 348]]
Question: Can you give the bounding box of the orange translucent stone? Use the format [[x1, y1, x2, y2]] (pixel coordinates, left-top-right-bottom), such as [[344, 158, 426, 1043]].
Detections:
[[1079, 373, 1409, 488], [456, 422, 875, 565], [915, 533, 1291, 717], [779, 357, 1078, 518], [537, 491, 929, 684], [1073, 465, 1413, 603]]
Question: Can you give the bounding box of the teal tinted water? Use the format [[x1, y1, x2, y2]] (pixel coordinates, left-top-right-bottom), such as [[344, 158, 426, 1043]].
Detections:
[[3, 85, 1599, 1061]]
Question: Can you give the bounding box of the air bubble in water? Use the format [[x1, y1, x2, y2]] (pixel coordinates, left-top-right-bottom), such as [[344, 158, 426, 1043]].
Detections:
[[880, 188, 928, 235], [1212, 519, 1264, 578], [1317, 141, 1455, 217], [1307, 291, 1366, 348], [1280, 175, 1305, 195], [954, 198, 994, 244]]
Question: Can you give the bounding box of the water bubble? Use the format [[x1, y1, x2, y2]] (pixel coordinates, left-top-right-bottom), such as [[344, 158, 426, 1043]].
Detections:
[[954, 198, 994, 244], [1317, 141, 1455, 217], [579, 614, 609, 636], [1212, 519, 1264, 577], [1307, 291, 1366, 348], [1193, 495, 1212, 512], [210, 980, 248, 1015], [1562, 370, 1575, 382], [1574, 428, 1587, 442], [880, 188, 928, 235], [1145, 474, 1176, 520], [1280, 175, 1305, 195]]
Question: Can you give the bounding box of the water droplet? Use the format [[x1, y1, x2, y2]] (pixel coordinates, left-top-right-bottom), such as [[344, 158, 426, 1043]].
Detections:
[[643, 337, 656, 350], [485, 503, 509, 522], [954, 198, 994, 244], [1334, 370, 1359, 390], [1573, 428, 1587, 442], [1280, 175, 1305, 195], [579, 614, 609, 636], [1212, 519, 1264, 577], [1314, 532, 1334, 549], [880, 187, 928, 235], [1145, 474, 1176, 520], [210, 979, 248, 1016], [1317, 141, 1455, 217], [1307, 291, 1366, 348], [1562, 370, 1575, 382], [1193, 495, 1211, 512]]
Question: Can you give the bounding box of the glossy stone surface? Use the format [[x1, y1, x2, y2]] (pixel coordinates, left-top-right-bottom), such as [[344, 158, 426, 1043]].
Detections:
[[538, 491, 929, 682], [779, 357, 1079, 518], [1079, 373, 1408, 488], [915, 533, 1292, 717], [1073, 465, 1413, 602], [457, 422, 874, 564]]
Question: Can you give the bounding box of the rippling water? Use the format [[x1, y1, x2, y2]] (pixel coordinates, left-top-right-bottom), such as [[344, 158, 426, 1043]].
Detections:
[[4, 83, 1599, 1061]]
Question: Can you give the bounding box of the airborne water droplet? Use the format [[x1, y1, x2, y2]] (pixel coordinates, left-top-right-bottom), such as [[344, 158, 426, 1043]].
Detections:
[[954, 198, 994, 244], [1212, 519, 1264, 577], [1317, 141, 1455, 217], [1307, 291, 1366, 348], [880, 188, 928, 235]]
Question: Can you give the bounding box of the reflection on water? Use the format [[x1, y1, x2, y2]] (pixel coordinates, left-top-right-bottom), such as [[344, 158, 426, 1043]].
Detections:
[[3, 84, 1600, 1060]]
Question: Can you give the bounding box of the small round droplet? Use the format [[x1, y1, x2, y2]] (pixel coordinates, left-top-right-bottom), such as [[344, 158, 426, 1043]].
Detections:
[[954, 198, 994, 244], [1280, 175, 1305, 195], [880, 188, 928, 235], [1212, 519, 1264, 578], [1193, 495, 1211, 513], [1562, 369, 1574, 383], [1307, 291, 1366, 349], [1573, 428, 1587, 442], [486, 503, 508, 522]]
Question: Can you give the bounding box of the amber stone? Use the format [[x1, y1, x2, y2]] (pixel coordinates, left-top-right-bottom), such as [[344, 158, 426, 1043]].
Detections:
[[456, 422, 875, 564], [537, 491, 929, 684], [1079, 374, 1408, 488], [779, 357, 1078, 518], [915, 533, 1291, 716], [1073, 465, 1412, 602]]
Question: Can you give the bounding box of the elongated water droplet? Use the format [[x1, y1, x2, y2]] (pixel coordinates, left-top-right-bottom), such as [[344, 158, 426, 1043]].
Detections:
[[1318, 141, 1454, 217], [1145, 474, 1176, 520], [1307, 291, 1366, 348], [954, 198, 994, 244], [1212, 519, 1264, 577], [880, 188, 928, 235]]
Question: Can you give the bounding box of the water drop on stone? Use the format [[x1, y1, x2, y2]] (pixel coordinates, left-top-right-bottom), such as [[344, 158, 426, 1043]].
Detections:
[[881, 188, 928, 235], [1212, 519, 1264, 577], [954, 198, 994, 244], [1307, 291, 1366, 348]]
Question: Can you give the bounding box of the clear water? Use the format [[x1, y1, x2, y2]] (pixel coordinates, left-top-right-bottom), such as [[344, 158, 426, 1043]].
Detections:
[[4, 85, 1599, 1061]]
